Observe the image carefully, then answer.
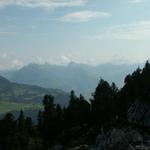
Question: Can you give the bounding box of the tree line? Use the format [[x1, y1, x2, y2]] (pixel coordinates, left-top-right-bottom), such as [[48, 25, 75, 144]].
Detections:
[[1, 61, 150, 150]]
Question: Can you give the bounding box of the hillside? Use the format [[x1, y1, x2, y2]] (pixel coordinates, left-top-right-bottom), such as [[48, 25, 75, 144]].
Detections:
[[0, 76, 69, 114]]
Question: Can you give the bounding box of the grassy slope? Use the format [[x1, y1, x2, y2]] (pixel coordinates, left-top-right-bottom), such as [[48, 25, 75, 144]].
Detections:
[[0, 101, 42, 115], [0, 76, 69, 117]]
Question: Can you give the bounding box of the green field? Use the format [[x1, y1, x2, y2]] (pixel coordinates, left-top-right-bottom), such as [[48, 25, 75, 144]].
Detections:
[[0, 101, 43, 115]]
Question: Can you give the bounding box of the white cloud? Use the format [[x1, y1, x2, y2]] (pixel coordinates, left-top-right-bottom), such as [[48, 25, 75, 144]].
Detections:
[[0, 53, 24, 70], [91, 21, 150, 40], [130, 0, 145, 3], [34, 57, 45, 64], [34, 55, 72, 65], [33, 54, 97, 65], [11, 59, 24, 69], [59, 10, 111, 22], [61, 55, 71, 64], [0, 0, 87, 9]]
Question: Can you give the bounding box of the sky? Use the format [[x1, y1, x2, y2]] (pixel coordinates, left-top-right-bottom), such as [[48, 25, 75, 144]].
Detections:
[[0, 0, 150, 69]]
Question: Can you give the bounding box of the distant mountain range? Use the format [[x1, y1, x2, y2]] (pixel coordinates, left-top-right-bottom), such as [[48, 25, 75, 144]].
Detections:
[[0, 62, 142, 97]]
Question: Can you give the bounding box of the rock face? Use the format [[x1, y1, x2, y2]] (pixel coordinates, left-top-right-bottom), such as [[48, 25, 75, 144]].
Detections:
[[128, 100, 150, 127], [94, 129, 143, 150], [68, 144, 90, 150]]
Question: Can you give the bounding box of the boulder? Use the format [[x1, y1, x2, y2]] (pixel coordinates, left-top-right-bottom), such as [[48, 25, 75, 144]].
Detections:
[[69, 144, 90, 150], [126, 130, 143, 145], [49, 144, 63, 150], [94, 129, 143, 150]]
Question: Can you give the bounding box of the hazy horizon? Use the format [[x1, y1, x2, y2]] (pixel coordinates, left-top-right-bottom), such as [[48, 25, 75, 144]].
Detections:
[[0, 60, 145, 71], [1, 0, 150, 69]]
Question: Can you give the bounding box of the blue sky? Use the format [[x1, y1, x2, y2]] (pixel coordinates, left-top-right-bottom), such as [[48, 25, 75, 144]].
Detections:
[[0, 0, 150, 69]]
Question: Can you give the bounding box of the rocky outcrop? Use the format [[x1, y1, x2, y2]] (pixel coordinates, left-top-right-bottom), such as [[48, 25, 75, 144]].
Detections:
[[94, 129, 143, 150], [50, 129, 150, 150], [49, 145, 63, 150], [128, 100, 150, 127], [68, 144, 90, 150]]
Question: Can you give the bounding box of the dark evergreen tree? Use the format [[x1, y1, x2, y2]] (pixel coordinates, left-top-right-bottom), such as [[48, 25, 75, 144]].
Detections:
[[42, 95, 58, 147], [91, 79, 117, 127], [17, 110, 29, 150], [64, 91, 90, 128], [117, 62, 150, 120], [18, 110, 25, 132], [25, 117, 33, 135], [0, 113, 20, 150], [38, 110, 42, 132]]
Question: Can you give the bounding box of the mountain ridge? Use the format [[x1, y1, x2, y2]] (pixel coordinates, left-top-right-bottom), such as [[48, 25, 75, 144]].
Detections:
[[0, 62, 141, 96]]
